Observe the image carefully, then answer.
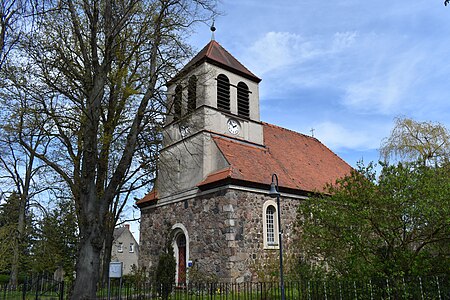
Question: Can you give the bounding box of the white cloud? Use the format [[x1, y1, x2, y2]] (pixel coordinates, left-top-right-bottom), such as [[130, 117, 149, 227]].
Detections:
[[243, 31, 358, 76], [342, 48, 425, 115], [314, 121, 382, 151], [243, 32, 315, 75], [251, 31, 438, 118], [331, 31, 358, 52]]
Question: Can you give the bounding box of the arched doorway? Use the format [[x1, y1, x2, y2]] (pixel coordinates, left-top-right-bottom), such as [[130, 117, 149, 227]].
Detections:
[[176, 234, 186, 284], [172, 224, 189, 286]]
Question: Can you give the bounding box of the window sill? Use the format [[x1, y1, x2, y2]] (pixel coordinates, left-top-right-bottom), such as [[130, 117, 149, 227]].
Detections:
[[264, 244, 279, 250]]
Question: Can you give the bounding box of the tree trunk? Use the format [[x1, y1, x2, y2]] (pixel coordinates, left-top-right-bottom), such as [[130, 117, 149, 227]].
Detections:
[[101, 225, 114, 284], [71, 219, 104, 299], [9, 237, 20, 287], [9, 165, 31, 287], [6, 0, 215, 297], [8, 215, 23, 286]]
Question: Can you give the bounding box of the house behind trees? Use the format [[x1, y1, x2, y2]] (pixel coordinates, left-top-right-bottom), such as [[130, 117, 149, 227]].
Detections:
[[112, 224, 139, 275]]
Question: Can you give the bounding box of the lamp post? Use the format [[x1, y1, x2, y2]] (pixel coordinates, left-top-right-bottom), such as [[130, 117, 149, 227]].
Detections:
[[269, 174, 285, 300]]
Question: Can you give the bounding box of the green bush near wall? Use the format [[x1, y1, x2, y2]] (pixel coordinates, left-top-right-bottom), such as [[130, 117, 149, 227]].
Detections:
[[0, 273, 28, 285], [0, 274, 9, 284]]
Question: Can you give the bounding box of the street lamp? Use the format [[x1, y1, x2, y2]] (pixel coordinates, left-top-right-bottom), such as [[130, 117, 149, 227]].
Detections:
[[268, 174, 285, 300]]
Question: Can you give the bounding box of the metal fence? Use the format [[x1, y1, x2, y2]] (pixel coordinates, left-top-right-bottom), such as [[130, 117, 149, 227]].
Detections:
[[1, 275, 448, 300], [88, 275, 450, 300], [1, 275, 64, 300]]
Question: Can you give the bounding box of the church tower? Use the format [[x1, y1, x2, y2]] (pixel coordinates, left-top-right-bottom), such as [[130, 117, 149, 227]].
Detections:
[[156, 40, 263, 200], [138, 37, 351, 284]]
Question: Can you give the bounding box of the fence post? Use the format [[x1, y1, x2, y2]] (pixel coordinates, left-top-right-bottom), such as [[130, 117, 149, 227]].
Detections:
[[386, 278, 390, 300], [307, 281, 311, 300], [59, 280, 64, 300], [402, 277, 407, 299], [35, 276, 40, 300], [419, 277, 424, 300], [435, 276, 442, 300], [22, 279, 27, 300]]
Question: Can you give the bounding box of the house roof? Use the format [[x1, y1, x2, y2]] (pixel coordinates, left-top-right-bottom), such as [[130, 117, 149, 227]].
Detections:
[[170, 40, 261, 84], [113, 225, 139, 245], [113, 227, 126, 240], [198, 122, 352, 193], [137, 123, 352, 207]]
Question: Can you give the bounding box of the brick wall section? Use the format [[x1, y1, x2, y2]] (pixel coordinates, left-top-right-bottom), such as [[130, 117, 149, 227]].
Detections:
[[139, 188, 302, 283]]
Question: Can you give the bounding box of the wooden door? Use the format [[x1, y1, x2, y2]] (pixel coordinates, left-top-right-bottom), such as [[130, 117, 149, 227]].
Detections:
[[177, 234, 186, 284]]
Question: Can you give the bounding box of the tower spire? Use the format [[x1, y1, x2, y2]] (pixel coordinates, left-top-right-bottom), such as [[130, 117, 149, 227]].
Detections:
[[210, 20, 216, 41]]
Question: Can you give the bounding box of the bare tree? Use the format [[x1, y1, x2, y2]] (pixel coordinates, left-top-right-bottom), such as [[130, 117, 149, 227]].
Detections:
[[5, 0, 215, 298], [0, 89, 51, 286], [0, 0, 34, 71]]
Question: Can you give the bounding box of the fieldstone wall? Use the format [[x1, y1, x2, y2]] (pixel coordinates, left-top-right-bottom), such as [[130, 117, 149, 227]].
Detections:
[[139, 187, 303, 282]]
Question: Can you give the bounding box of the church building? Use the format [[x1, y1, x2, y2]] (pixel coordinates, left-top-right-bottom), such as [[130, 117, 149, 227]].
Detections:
[[137, 38, 351, 283]]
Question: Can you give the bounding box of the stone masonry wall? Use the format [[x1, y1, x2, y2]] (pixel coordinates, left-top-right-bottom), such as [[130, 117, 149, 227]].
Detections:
[[139, 187, 302, 282], [226, 189, 301, 282]]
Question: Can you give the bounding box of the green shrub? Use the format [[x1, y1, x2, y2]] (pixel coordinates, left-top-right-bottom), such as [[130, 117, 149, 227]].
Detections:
[[122, 265, 148, 285], [155, 244, 176, 300], [0, 274, 9, 284]]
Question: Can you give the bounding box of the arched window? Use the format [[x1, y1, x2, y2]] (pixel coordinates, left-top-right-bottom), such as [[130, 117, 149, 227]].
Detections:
[[217, 74, 230, 111], [263, 200, 279, 249], [266, 205, 276, 245], [174, 84, 182, 121], [187, 75, 197, 113], [237, 82, 250, 118]]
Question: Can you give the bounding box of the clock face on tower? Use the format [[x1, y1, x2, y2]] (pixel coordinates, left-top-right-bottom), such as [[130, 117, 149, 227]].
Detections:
[[227, 119, 240, 135]]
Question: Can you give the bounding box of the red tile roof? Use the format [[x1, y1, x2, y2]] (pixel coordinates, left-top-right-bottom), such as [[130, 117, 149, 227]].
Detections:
[[171, 40, 261, 83], [136, 190, 158, 207], [198, 123, 352, 193], [196, 167, 234, 186], [138, 123, 352, 207]]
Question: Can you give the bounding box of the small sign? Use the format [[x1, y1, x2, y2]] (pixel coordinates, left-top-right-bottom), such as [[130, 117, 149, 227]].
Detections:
[[109, 262, 123, 278], [187, 260, 193, 267]]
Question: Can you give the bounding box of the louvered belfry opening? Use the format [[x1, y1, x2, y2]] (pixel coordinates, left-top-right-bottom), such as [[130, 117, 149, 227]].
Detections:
[[217, 74, 230, 111], [237, 82, 250, 118], [187, 75, 197, 113], [174, 84, 182, 121]]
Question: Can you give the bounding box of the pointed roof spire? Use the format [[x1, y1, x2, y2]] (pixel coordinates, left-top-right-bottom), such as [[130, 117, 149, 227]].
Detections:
[[171, 40, 261, 83], [167, 23, 261, 85]]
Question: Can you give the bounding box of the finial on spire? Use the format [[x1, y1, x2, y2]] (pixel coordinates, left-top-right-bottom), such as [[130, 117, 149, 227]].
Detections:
[[210, 20, 216, 40]]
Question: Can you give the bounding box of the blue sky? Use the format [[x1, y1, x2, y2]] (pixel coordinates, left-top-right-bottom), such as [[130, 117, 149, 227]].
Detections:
[[189, 0, 450, 168], [132, 1, 450, 241]]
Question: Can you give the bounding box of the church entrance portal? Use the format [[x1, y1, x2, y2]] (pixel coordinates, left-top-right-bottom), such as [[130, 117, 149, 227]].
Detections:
[[176, 234, 186, 284], [172, 224, 189, 286]]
